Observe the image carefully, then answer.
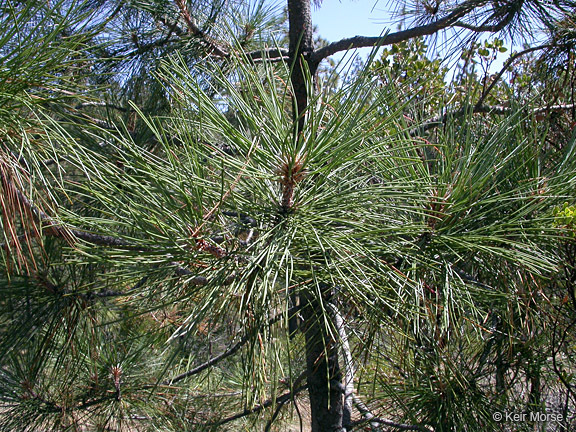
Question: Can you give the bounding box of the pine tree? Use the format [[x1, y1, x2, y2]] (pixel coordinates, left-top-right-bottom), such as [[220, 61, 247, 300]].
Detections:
[[1, 1, 576, 431]]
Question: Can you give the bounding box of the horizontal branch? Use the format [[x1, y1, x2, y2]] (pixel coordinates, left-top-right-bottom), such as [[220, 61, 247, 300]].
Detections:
[[310, 0, 482, 64], [158, 308, 294, 386], [2, 171, 213, 286], [350, 395, 433, 432], [455, 5, 517, 33], [75, 102, 131, 112], [451, 266, 493, 290], [65, 229, 135, 247], [263, 371, 308, 432], [124, 30, 286, 63], [155, 15, 187, 38], [160, 331, 251, 385], [455, 20, 509, 32], [213, 372, 307, 427], [171, 263, 209, 285], [246, 47, 289, 61], [413, 103, 576, 136], [123, 36, 181, 57], [123, 29, 227, 59], [536, 104, 576, 115], [213, 386, 306, 426]]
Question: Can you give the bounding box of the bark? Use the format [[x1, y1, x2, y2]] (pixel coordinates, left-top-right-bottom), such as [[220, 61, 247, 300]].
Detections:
[[288, 0, 315, 132], [309, 0, 480, 64], [301, 288, 345, 432], [287, 2, 345, 429]]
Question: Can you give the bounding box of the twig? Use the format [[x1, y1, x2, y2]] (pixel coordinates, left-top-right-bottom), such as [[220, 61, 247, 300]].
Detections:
[[451, 265, 493, 290], [349, 397, 434, 432], [264, 372, 307, 432], [157, 308, 294, 386], [475, 44, 553, 109], [171, 263, 209, 285], [412, 103, 576, 136], [213, 381, 307, 427], [155, 15, 186, 38], [159, 331, 252, 385], [327, 302, 361, 430], [328, 297, 430, 432], [551, 315, 576, 402], [75, 102, 131, 112], [174, 0, 229, 57], [454, 5, 517, 33], [246, 48, 290, 62], [2, 171, 215, 286]]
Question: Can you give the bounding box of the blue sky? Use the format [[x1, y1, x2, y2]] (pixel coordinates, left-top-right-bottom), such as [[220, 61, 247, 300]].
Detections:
[[310, 1, 393, 43], [308, 0, 399, 65]]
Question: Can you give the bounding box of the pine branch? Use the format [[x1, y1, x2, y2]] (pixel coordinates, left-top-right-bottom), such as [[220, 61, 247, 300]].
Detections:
[[349, 398, 434, 432], [123, 29, 227, 58], [212, 386, 306, 426], [1, 170, 212, 286], [551, 316, 576, 403], [124, 36, 181, 57], [212, 373, 307, 427], [154, 15, 187, 38], [454, 3, 518, 33], [451, 266, 493, 290], [158, 332, 251, 385], [328, 301, 430, 432], [310, 0, 486, 64], [263, 371, 308, 432], [246, 47, 290, 61], [75, 395, 118, 410], [24, 388, 65, 413], [157, 308, 294, 386], [74, 102, 131, 112], [263, 396, 292, 432], [174, 0, 229, 57], [328, 301, 359, 430], [455, 20, 511, 32]]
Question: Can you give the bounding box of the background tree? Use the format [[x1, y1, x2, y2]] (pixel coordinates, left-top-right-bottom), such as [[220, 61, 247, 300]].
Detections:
[[1, 1, 576, 431]]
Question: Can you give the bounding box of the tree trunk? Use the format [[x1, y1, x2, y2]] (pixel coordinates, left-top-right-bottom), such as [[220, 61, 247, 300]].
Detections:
[[301, 289, 345, 432], [287, 2, 345, 430], [287, 0, 315, 131]]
